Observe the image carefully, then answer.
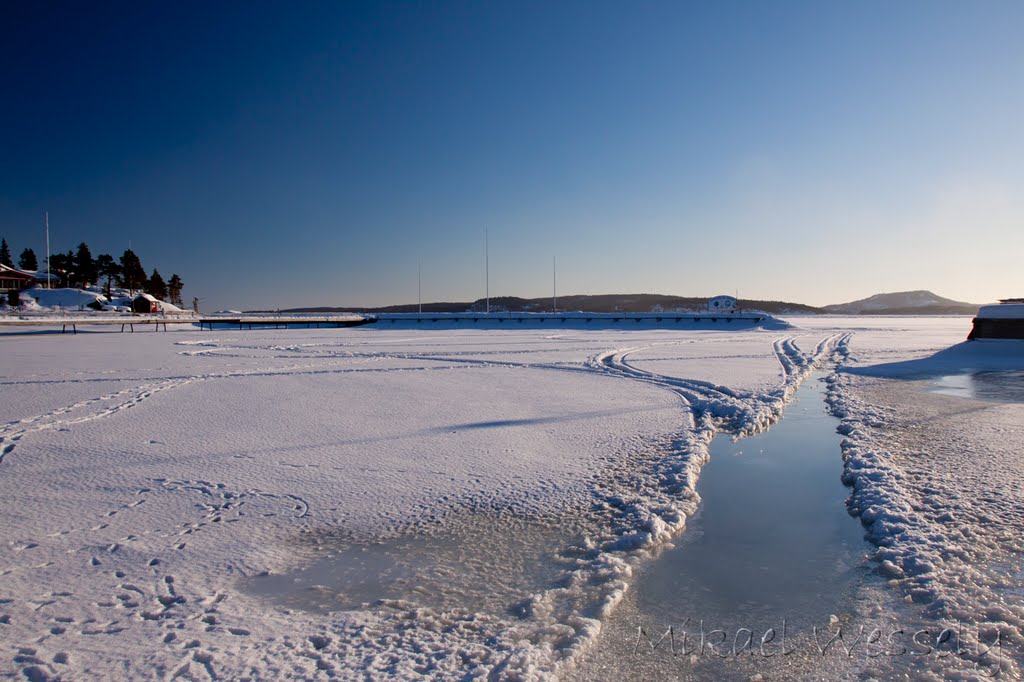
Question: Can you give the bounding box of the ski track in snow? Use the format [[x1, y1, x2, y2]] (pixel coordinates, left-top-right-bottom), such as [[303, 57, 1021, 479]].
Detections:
[[466, 331, 852, 677], [1, 329, 860, 680]]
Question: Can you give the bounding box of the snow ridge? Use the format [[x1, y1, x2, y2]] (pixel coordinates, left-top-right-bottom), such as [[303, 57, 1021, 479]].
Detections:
[[825, 359, 1024, 676], [515, 333, 853, 677]]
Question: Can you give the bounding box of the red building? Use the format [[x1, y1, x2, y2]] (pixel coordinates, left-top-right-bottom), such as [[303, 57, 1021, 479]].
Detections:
[[131, 293, 161, 313], [0, 264, 37, 294]]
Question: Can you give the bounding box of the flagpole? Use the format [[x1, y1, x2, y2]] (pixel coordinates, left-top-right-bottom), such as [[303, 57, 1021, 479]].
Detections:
[[553, 256, 557, 312], [485, 229, 489, 314], [45, 211, 51, 289]]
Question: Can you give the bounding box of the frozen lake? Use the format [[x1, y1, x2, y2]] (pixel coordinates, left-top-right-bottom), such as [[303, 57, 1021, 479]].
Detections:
[[2, 318, 1021, 680]]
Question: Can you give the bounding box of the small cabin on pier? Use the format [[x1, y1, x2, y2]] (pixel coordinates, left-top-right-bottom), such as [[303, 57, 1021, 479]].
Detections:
[[707, 295, 738, 313], [131, 293, 161, 314]]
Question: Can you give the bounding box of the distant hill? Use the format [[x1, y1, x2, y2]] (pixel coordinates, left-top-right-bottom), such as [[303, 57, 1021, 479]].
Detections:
[[823, 290, 979, 315], [275, 294, 823, 315]]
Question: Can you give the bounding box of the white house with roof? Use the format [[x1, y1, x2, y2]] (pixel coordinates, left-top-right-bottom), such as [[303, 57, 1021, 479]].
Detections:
[[706, 295, 738, 313]]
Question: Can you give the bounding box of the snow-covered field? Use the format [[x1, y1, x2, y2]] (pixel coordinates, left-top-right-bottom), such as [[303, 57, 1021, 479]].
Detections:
[[1, 317, 1021, 680]]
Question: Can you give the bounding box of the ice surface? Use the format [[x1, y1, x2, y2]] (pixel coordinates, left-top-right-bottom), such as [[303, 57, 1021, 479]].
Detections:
[[931, 370, 1024, 403]]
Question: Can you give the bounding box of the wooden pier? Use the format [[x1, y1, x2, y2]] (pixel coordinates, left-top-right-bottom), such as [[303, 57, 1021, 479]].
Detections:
[[0, 315, 374, 334], [195, 316, 374, 331]]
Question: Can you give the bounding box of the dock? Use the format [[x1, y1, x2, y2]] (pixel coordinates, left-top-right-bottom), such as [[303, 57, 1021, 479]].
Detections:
[[372, 311, 770, 325], [0, 315, 374, 334], [195, 316, 374, 331]]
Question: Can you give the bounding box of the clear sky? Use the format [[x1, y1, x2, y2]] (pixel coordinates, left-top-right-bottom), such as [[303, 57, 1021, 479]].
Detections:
[[2, 1, 1021, 310]]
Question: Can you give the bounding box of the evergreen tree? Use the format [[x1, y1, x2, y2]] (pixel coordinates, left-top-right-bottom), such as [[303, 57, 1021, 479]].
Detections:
[[74, 243, 97, 288], [64, 249, 76, 287], [18, 248, 38, 271], [118, 249, 146, 294], [50, 251, 74, 287], [168, 274, 184, 307], [147, 269, 168, 301], [96, 254, 119, 297], [0, 239, 11, 267]]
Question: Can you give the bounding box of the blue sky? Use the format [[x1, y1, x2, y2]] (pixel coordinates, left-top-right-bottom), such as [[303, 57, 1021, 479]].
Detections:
[[2, 1, 1021, 310]]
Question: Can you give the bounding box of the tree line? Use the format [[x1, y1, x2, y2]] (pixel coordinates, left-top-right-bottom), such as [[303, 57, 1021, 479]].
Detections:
[[0, 237, 184, 306]]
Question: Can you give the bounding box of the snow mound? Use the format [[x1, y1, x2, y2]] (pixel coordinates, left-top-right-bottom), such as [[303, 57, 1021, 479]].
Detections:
[[100, 294, 184, 313], [19, 287, 106, 310], [846, 340, 1024, 378]]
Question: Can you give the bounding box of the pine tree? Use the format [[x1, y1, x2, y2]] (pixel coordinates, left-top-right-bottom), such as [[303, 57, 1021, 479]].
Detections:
[[18, 248, 38, 271], [118, 249, 146, 294], [74, 243, 97, 288], [96, 254, 119, 297], [50, 251, 74, 287], [64, 250, 76, 287], [0, 239, 11, 267], [147, 269, 168, 301], [168, 274, 184, 307]]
